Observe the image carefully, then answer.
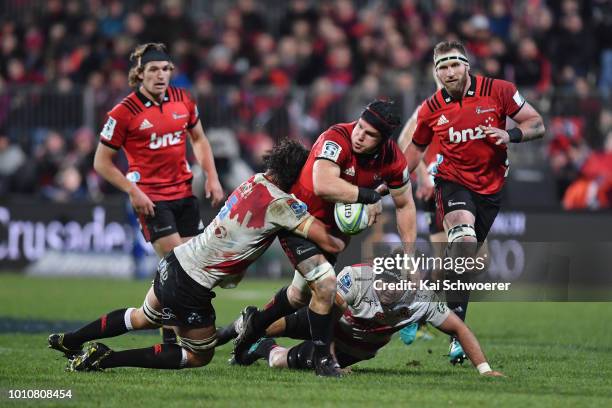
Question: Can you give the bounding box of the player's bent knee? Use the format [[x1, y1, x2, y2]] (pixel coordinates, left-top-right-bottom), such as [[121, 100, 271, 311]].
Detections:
[[184, 347, 214, 367], [447, 224, 478, 255], [287, 284, 309, 308], [131, 307, 160, 330], [141, 298, 164, 327], [448, 223, 477, 244], [305, 263, 336, 296], [311, 274, 336, 302], [178, 334, 217, 367]]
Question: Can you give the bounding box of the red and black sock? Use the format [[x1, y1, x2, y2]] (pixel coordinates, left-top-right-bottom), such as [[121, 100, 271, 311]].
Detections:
[[63, 308, 131, 349], [100, 343, 184, 369]]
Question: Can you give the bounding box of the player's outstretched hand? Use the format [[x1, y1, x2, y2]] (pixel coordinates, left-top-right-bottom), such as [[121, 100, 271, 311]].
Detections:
[[366, 200, 382, 226], [206, 177, 226, 207], [129, 185, 155, 216], [482, 370, 505, 377], [480, 125, 509, 145]]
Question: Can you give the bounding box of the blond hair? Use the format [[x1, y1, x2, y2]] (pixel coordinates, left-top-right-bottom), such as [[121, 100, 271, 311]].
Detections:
[[127, 43, 174, 88]]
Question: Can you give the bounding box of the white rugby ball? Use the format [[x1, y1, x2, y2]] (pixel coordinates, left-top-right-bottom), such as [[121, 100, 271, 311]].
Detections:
[[334, 202, 369, 235]]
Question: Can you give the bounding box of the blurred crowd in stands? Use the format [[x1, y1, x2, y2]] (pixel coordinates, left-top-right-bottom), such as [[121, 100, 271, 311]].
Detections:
[[0, 0, 610, 209]]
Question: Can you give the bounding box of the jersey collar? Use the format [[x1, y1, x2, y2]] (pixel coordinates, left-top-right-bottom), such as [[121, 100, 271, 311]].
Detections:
[[135, 88, 170, 108], [440, 74, 477, 104]]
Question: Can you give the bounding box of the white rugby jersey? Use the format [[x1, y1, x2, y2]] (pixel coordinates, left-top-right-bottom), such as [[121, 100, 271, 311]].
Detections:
[[174, 173, 311, 289], [334, 264, 450, 360]]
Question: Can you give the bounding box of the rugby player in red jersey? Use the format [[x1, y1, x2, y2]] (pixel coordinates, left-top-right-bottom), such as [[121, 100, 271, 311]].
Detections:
[[91, 43, 225, 343], [404, 41, 545, 363], [47, 140, 346, 372], [233, 100, 417, 377]]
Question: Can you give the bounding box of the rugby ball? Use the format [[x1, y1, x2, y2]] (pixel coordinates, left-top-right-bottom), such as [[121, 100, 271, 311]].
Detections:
[[334, 203, 369, 235]]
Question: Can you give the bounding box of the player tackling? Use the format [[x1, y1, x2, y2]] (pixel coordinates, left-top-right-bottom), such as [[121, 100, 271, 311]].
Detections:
[[232, 100, 417, 377], [47, 140, 345, 372]]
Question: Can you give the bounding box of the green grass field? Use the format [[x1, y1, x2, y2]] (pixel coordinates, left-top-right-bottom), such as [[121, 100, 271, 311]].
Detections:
[[1, 274, 611, 407]]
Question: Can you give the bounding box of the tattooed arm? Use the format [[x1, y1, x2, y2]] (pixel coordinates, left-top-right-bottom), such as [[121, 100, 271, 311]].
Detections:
[[482, 102, 545, 145]]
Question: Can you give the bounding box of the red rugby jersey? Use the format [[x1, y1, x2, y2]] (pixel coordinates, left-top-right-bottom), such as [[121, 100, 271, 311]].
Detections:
[[99, 86, 199, 201], [290, 122, 410, 227], [412, 75, 526, 195]]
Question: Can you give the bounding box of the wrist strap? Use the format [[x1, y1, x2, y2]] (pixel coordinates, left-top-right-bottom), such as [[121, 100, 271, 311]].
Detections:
[[357, 187, 381, 204], [477, 362, 492, 374], [508, 127, 523, 143]]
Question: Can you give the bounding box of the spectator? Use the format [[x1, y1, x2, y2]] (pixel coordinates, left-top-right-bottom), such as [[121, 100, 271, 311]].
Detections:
[[0, 0, 609, 210], [513, 37, 551, 94], [551, 12, 594, 79], [41, 165, 88, 202], [0, 133, 25, 195]]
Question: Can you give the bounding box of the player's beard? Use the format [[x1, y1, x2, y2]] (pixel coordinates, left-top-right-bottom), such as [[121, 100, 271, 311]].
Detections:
[[445, 71, 468, 100]]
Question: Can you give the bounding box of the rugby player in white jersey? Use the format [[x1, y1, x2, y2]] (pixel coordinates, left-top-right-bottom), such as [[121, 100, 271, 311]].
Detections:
[[223, 262, 503, 377], [47, 140, 347, 372]]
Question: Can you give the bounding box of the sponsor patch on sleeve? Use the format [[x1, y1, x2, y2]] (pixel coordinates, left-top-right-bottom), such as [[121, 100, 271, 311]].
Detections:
[[339, 273, 352, 292], [512, 90, 525, 107], [437, 302, 447, 314], [287, 198, 307, 218], [319, 140, 342, 162], [101, 116, 117, 140]]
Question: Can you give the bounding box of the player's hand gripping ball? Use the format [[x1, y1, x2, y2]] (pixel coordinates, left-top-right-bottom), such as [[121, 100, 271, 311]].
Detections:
[[334, 202, 369, 235]]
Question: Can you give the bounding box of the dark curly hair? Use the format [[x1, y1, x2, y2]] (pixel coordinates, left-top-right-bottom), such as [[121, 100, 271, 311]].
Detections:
[[263, 139, 309, 192]]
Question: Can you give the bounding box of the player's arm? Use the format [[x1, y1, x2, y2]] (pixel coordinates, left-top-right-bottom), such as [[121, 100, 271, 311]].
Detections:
[[187, 121, 225, 207], [93, 143, 155, 216], [509, 102, 546, 142], [405, 142, 427, 173], [293, 215, 346, 255], [436, 312, 504, 377], [397, 107, 419, 151], [312, 159, 380, 204], [414, 160, 434, 200], [390, 183, 417, 254], [482, 102, 545, 145], [404, 103, 431, 173], [483, 82, 546, 145]]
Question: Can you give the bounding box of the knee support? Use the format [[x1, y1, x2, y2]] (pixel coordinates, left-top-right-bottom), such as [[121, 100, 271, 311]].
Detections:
[[286, 341, 315, 370], [303, 262, 335, 283], [177, 334, 217, 355], [142, 298, 163, 326], [447, 224, 477, 243]]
